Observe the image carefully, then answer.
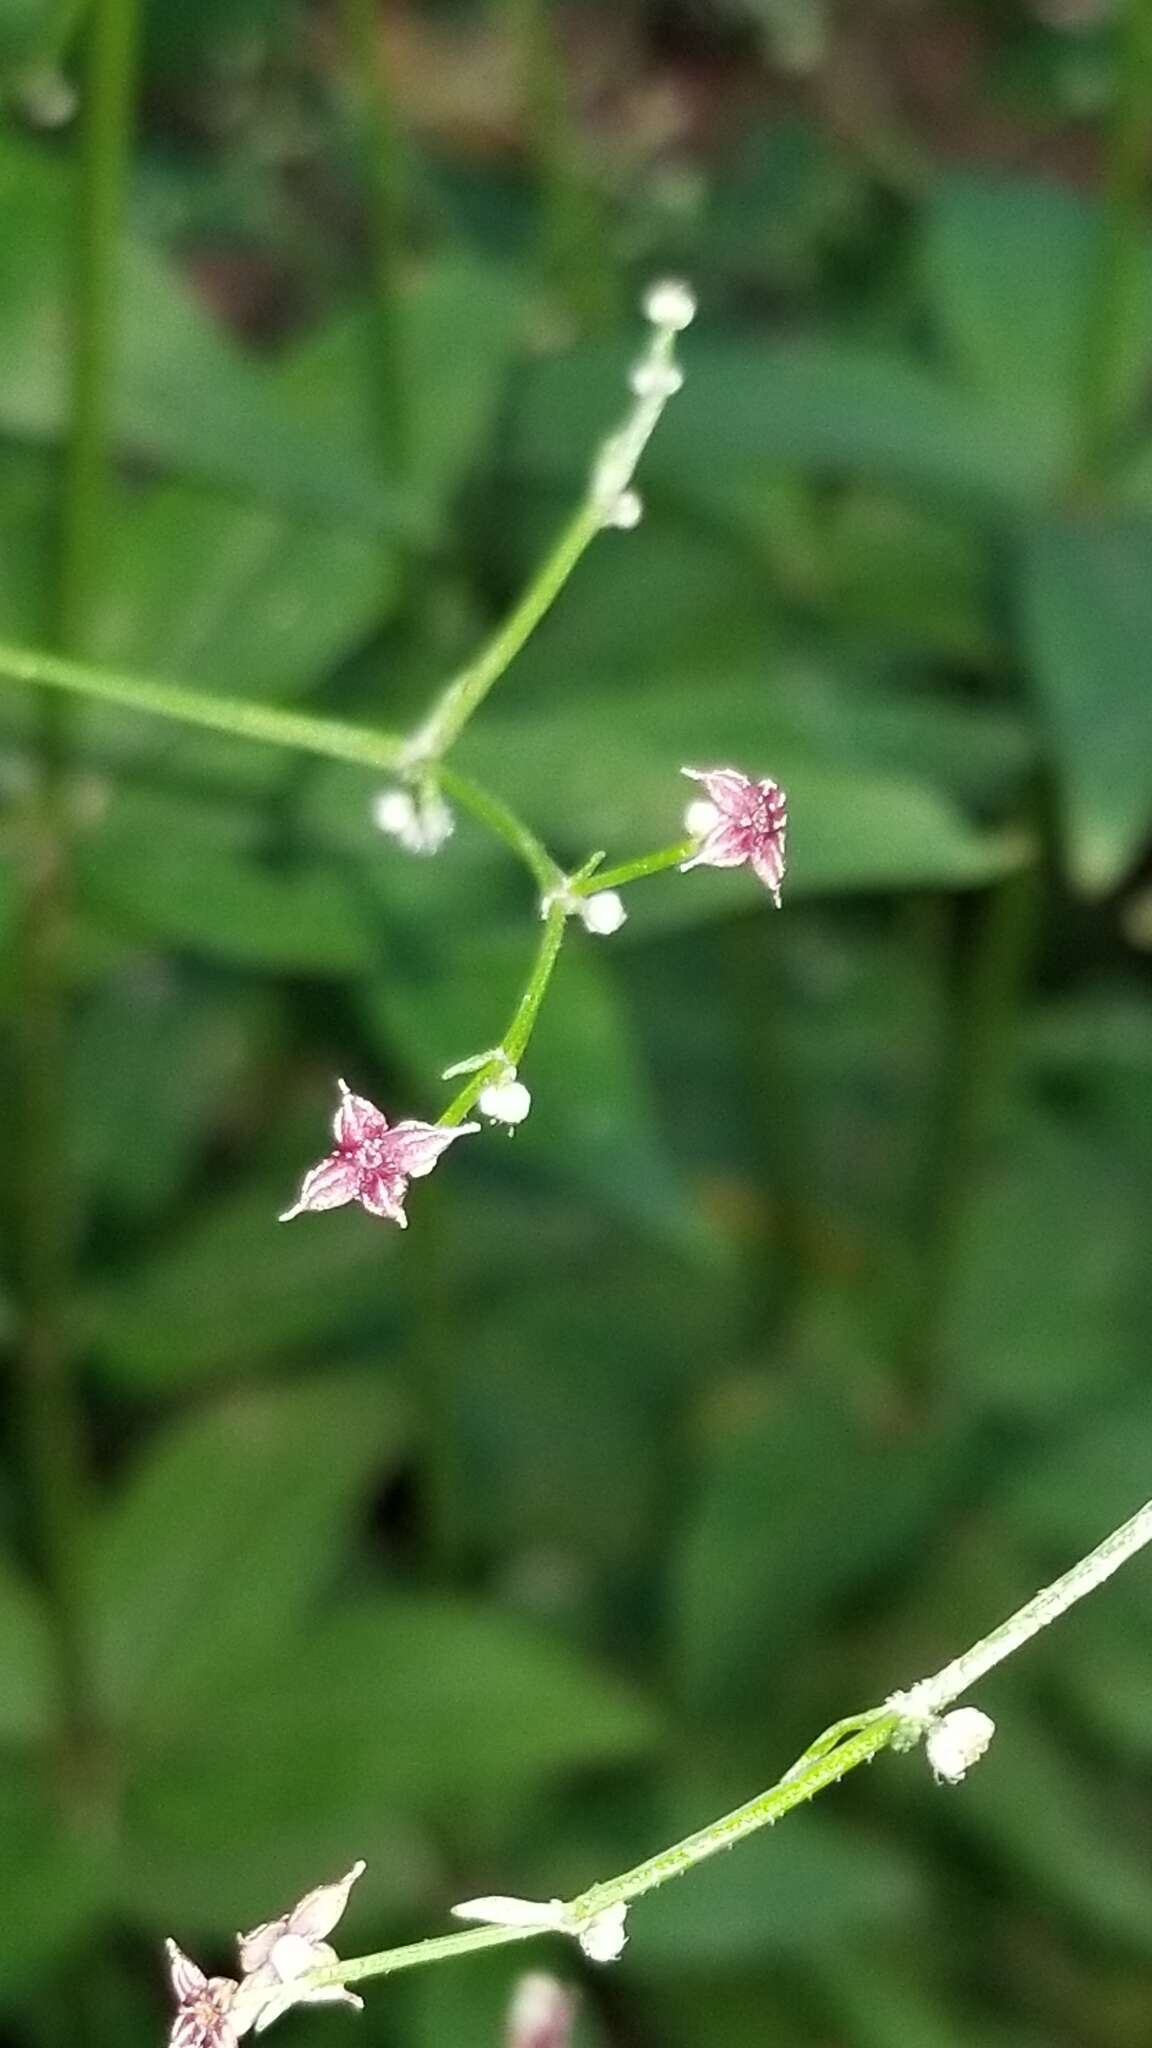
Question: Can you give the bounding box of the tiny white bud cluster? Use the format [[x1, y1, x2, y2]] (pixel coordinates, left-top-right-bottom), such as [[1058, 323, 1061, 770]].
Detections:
[[590, 278, 696, 532], [925, 1707, 996, 1784], [371, 784, 454, 856]]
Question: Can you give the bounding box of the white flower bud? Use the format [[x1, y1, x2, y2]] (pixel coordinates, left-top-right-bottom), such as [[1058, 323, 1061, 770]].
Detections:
[[579, 891, 627, 935], [628, 359, 684, 401], [683, 797, 721, 838], [604, 489, 643, 530], [643, 279, 697, 331], [575, 1904, 628, 1963], [478, 1077, 532, 1127], [372, 784, 454, 855], [926, 1707, 995, 1784], [372, 787, 418, 839]]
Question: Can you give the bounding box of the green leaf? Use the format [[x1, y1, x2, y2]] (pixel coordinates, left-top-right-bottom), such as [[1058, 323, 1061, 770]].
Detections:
[[0, 1752, 112, 1994], [923, 174, 1152, 470], [84, 1186, 400, 1389], [77, 788, 373, 973], [123, 1597, 658, 1930], [0, 1552, 52, 1740], [91, 479, 401, 705], [511, 334, 1055, 513], [625, 1814, 920, 1970], [1020, 515, 1152, 892], [953, 1706, 1152, 1955], [460, 679, 1024, 904], [0, 134, 416, 539], [674, 1380, 968, 1708], [72, 970, 270, 1225], [93, 1374, 409, 1731], [943, 1105, 1152, 1416]]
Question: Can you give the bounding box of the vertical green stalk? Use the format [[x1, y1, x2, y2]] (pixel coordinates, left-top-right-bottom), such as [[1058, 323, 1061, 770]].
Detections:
[[906, 860, 1041, 1402], [1074, 0, 1152, 487], [15, 0, 140, 1780], [58, 0, 140, 652], [502, 0, 615, 325], [341, 0, 410, 474]]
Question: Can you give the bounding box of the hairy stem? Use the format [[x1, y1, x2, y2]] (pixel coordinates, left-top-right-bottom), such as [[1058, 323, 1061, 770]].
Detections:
[[308, 1492, 1152, 1992], [438, 900, 568, 1125]]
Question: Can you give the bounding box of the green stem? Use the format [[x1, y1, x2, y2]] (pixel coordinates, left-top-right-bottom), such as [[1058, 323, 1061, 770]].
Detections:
[[404, 499, 603, 764], [438, 900, 567, 1124], [341, 0, 410, 473], [502, 0, 614, 325], [308, 1491, 1152, 1993], [570, 838, 695, 895], [439, 767, 562, 891], [0, 637, 407, 768], [16, 0, 140, 1778], [403, 311, 690, 767], [58, 0, 141, 653], [1074, 0, 1152, 487]]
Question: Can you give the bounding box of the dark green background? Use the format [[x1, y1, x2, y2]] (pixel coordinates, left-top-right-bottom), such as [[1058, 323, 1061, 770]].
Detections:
[[2, 2, 1152, 2043]]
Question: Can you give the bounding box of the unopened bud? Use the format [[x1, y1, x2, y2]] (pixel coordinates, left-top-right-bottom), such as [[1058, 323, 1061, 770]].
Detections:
[[604, 489, 643, 530], [579, 891, 627, 935], [926, 1707, 995, 1784], [506, 1975, 576, 2048], [643, 279, 697, 332], [479, 1077, 532, 1127], [629, 359, 684, 401]]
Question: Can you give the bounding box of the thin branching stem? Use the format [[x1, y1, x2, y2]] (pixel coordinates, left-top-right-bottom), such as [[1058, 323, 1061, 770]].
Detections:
[[307, 1494, 1152, 1991]]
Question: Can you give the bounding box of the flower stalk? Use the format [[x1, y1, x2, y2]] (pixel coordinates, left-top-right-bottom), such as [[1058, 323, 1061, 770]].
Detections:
[[299, 1492, 1152, 1999]]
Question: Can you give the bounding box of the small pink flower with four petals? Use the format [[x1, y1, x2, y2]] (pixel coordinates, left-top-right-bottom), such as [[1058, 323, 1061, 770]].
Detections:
[[280, 1082, 478, 1227], [166, 1942, 241, 2048], [680, 766, 788, 906]]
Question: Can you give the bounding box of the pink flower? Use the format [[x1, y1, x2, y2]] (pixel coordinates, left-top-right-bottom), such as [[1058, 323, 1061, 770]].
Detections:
[[280, 1082, 478, 1227], [231, 1861, 366, 2036], [680, 767, 788, 906], [165, 1942, 241, 2048]]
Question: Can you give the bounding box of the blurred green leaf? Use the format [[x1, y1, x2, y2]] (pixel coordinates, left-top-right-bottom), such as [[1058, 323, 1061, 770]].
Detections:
[[674, 1380, 968, 1708], [461, 681, 1025, 902], [124, 1596, 658, 1929], [0, 1552, 52, 1741], [84, 1187, 400, 1389], [0, 1751, 112, 1995], [943, 1105, 1152, 1416], [625, 1813, 920, 1969], [72, 968, 268, 1225], [93, 1374, 407, 1730], [77, 788, 374, 973], [0, 135, 418, 538], [953, 1707, 1152, 1955], [1020, 515, 1152, 892], [922, 176, 1152, 474]]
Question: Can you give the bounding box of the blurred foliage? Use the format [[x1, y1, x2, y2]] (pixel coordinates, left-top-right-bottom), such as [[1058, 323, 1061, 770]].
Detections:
[[2, 2, 1152, 2046]]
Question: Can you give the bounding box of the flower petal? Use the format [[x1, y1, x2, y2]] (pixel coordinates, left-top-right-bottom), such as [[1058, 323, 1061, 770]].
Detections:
[[166, 1941, 208, 2002], [681, 766, 751, 815], [451, 1896, 565, 1931], [357, 1173, 409, 1225], [236, 1919, 283, 1976], [388, 1120, 479, 1181], [279, 1155, 360, 1222], [334, 1082, 390, 1150], [282, 1867, 362, 1941]]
